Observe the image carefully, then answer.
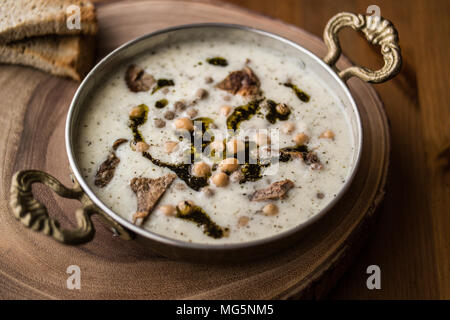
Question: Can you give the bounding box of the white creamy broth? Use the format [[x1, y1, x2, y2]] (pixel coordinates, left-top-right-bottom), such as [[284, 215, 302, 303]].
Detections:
[[76, 37, 355, 244]]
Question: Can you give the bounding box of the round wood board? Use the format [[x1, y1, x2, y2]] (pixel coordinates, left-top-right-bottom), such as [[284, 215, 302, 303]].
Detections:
[[0, 0, 390, 299]]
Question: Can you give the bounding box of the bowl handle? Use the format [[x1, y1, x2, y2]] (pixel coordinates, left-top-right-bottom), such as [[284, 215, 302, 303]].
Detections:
[[9, 170, 133, 245], [322, 12, 402, 83]]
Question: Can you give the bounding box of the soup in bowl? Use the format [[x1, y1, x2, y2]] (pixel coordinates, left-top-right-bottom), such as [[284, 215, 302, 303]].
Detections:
[[75, 31, 357, 244]]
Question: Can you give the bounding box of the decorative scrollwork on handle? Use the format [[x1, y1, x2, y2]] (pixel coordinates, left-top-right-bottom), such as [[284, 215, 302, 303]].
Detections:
[[323, 12, 402, 83], [10, 170, 132, 245]]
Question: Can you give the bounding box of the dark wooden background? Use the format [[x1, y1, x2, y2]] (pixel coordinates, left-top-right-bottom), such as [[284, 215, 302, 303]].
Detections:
[[6, 0, 447, 299], [218, 0, 450, 299]]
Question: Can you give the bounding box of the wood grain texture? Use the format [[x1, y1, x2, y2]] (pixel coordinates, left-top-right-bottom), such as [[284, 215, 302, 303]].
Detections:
[[0, 0, 446, 299]]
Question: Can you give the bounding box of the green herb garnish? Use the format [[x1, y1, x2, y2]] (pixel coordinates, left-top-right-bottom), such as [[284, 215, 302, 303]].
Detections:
[[151, 79, 174, 94], [155, 99, 168, 108], [206, 57, 228, 67], [283, 82, 310, 102]]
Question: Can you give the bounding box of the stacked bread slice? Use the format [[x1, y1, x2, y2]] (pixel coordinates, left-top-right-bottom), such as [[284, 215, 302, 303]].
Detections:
[[0, 0, 98, 81]]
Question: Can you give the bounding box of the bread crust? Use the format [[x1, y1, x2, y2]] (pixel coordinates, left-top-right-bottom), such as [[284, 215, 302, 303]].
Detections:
[[0, 35, 95, 81], [0, 0, 97, 43]]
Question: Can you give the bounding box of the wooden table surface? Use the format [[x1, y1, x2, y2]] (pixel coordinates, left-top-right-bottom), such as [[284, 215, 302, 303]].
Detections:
[[211, 0, 449, 299]]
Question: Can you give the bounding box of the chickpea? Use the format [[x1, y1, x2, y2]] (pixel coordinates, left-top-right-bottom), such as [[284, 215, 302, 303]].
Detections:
[[262, 203, 278, 216], [186, 108, 198, 119], [211, 172, 229, 187], [154, 118, 166, 128], [165, 141, 179, 154], [164, 110, 175, 120], [293, 132, 309, 145], [210, 140, 225, 152], [276, 103, 290, 115], [226, 138, 245, 154], [177, 200, 195, 215], [220, 105, 232, 116], [192, 161, 211, 177], [219, 158, 239, 173], [174, 117, 194, 131], [174, 101, 186, 112], [129, 105, 145, 118], [320, 129, 335, 140], [135, 141, 149, 152], [254, 133, 271, 146], [238, 216, 250, 227], [196, 88, 208, 100], [159, 205, 175, 217], [281, 122, 295, 134]]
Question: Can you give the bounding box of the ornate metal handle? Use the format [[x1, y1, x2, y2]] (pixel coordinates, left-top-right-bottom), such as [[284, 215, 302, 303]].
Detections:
[[323, 12, 402, 83], [9, 170, 132, 245]]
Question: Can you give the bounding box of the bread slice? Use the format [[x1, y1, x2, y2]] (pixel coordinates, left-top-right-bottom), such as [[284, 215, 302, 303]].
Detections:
[[0, 35, 95, 81], [0, 0, 97, 44]]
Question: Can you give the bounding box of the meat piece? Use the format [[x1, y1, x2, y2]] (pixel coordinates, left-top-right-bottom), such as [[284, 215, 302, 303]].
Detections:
[[279, 149, 303, 161], [112, 138, 128, 151], [216, 66, 260, 97], [249, 179, 294, 201], [94, 153, 120, 188], [305, 152, 323, 170], [130, 174, 176, 225], [279, 148, 323, 169], [125, 64, 156, 92]]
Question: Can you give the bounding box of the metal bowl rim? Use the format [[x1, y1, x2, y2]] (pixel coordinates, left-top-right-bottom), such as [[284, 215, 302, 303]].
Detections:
[[65, 22, 363, 251]]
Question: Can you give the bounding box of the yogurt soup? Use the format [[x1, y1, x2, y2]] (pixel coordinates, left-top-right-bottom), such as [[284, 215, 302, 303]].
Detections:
[[76, 36, 355, 244]]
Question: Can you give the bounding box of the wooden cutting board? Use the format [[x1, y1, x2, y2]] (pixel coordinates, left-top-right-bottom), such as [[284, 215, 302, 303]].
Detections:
[[0, 0, 389, 299]]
